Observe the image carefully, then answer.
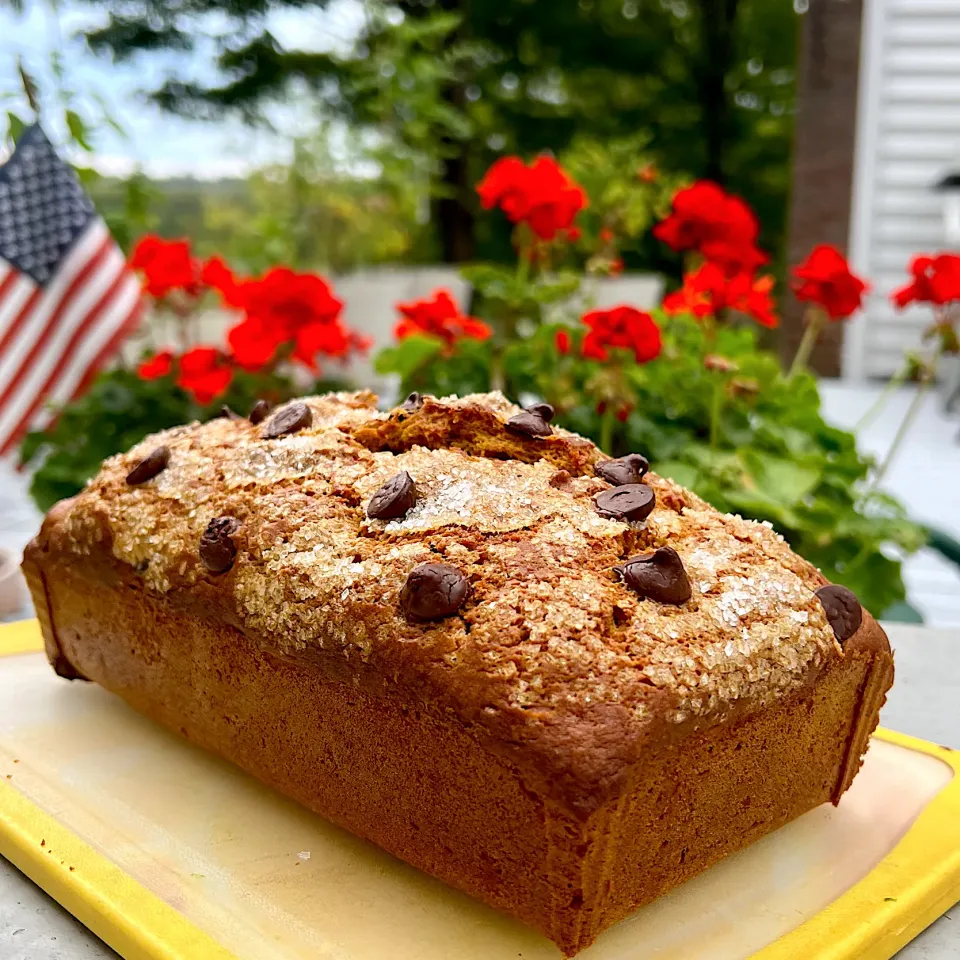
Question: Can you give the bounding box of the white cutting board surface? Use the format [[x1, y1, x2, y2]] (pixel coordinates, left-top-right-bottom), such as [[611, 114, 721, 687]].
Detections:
[[0, 650, 953, 960]]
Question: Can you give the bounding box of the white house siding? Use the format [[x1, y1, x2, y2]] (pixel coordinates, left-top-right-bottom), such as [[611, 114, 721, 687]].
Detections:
[[846, 0, 960, 380]]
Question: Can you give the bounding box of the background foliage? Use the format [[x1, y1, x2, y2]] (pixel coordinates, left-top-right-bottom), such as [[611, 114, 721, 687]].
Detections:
[[20, 367, 347, 513], [68, 0, 799, 274], [6, 2, 933, 618], [515, 318, 926, 618]]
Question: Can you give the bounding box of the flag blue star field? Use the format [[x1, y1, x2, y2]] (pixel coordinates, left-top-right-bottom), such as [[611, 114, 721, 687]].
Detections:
[[0, 124, 142, 456]]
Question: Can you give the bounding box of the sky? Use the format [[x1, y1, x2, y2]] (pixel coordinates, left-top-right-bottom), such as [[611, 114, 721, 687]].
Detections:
[[0, 0, 364, 179]]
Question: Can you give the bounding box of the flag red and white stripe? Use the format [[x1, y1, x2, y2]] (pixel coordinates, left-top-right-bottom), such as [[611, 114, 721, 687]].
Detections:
[[0, 220, 141, 456], [0, 125, 142, 457]]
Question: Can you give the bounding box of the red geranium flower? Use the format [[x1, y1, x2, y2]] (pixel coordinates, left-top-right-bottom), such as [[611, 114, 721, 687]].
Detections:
[[129, 235, 200, 299], [176, 346, 233, 405], [137, 350, 174, 380], [792, 244, 869, 320], [739, 273, 779, 329], [581, 306, 662, 364], [891, 253, 960, 308], [653, 181, 767, 273], [394, 290, 492, 346], [555, 329, 571, 354], [201, 256, 244, 308], [292, 319, 352, 370], [219, 266, 355, 372], [240, 267, 343, 332], [477, 155, 587, 242], [663, 262, 779, 328], [227, 317, 280, 373]]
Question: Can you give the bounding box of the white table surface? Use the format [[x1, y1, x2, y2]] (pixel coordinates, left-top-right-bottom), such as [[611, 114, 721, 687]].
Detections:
[[0, 623, 956, 960]]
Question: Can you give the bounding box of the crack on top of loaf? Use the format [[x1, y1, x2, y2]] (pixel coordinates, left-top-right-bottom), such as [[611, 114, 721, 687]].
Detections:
[[346, 391, 604, 477]]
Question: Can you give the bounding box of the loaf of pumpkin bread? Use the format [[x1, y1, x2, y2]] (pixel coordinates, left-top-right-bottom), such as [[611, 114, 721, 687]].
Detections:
[[23, 390, 893, 956]]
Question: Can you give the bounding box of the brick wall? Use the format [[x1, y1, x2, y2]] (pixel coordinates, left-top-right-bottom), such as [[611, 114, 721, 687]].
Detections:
[[782, 0, 864, 377]]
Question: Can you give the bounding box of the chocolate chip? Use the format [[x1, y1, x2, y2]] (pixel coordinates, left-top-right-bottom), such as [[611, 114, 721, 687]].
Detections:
[[400, 563, 469, 621], [525, 402, 555, 422], [125, 446, 170, 485], [367, 471, 417, 520], [615, 547, 691, 605], [816, 585, 863, 644], [249, 399, 273, 424], [594, 483, 656, 522], [263, 402, 312, 438], [506, 411, 553, 438], [401, 392, 424, 412], [199, 516, 241, 574], [596, 453, 650, 487]]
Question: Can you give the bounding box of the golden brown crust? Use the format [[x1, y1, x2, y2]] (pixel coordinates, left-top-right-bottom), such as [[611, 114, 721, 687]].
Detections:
[[27, 390, 882, 815], [829, 610, 894, 802], [22, 559, 893, 956]]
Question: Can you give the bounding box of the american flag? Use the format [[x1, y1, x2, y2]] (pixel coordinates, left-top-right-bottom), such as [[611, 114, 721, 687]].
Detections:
[[0, 124, 142, 457]]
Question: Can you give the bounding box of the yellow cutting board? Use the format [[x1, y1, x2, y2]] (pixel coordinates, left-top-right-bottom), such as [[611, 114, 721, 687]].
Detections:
[[1, 619, 958, 960]]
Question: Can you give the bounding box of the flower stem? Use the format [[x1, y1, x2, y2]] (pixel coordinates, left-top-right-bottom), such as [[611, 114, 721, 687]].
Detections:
[[788, 306, 826, 379], [872, 348, 941, 488], [600, 405, 616, 455], [703, 313, 717, 344], [492, 232, 534, 394], [709, 376, 724, 450], [490, 311, 516, 395], [514, 223, 534, 287], [516, 243, 532, 288], [855, 360, 909, 432]]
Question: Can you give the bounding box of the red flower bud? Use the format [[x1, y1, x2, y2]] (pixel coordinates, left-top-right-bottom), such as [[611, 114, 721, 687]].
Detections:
[[728, 377, 761, 399], [637, 163, 657, 183], [704, 354, 738, 374]]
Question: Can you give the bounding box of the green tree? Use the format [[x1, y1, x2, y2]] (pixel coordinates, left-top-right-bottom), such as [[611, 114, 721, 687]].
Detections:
[[79, 0, 799, 268]]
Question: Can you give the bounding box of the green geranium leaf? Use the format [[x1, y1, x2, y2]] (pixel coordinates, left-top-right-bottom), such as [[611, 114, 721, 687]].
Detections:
[[374, 335, 444, 378], [65, 109, 93, 151], [653, 460, 699, 489], [724, 488, 804, 530], [740, 450, 821, 507]]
